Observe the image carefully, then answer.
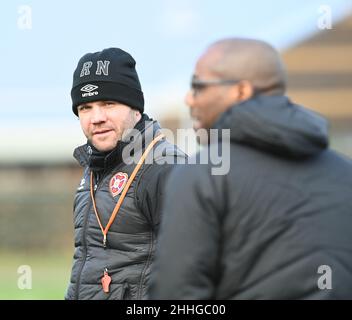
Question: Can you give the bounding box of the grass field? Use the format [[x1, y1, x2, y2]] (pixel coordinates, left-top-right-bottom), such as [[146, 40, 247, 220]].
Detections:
[[0, 250, 72, 300]]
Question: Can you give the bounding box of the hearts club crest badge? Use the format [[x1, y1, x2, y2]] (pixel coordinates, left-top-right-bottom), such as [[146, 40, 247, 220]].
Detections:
[[110, 172, 128, 197]]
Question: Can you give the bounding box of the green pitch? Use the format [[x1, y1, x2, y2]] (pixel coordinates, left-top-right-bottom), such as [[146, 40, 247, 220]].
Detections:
[[0, 250, 72, 300]]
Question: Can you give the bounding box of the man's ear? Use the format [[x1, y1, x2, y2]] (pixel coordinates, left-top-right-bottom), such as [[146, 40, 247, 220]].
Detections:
[[135, 110, 142, 122], [237, 80, 254, 101]]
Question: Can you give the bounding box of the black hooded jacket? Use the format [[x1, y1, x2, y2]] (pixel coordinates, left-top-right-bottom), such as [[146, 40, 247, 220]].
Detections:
[[149, 95, 352, 299], [65, 115, 186, 300]]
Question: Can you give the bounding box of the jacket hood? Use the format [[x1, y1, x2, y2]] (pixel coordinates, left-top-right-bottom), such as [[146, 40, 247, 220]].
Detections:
[[213, 95, 329, 158]]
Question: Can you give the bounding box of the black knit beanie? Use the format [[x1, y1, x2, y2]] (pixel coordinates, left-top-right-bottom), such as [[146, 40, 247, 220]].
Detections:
[[71, 48, 144, 116]]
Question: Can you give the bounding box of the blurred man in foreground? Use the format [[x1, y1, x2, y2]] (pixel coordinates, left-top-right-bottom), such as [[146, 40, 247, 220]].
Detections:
[[149, 38, 352, 299]]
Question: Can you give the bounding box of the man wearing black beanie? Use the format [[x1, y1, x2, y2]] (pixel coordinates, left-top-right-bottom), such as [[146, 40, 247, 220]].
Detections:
[[65, 48, 186, 300]]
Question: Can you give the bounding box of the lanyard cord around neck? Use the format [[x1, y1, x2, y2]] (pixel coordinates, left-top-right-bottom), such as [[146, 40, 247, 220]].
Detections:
[[89, 133, 165, 248]]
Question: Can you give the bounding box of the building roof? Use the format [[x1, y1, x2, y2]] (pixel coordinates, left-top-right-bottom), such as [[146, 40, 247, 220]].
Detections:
[[283, 13, 352, 119]]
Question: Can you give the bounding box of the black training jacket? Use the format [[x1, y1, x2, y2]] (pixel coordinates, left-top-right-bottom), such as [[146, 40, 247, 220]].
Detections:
[[149, 95, 352, 299], [66, 116, 186, 300]]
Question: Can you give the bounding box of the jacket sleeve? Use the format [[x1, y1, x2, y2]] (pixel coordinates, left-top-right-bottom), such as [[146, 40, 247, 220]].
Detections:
[[148, 163, 224, 299], [137, 157, 183, 235]]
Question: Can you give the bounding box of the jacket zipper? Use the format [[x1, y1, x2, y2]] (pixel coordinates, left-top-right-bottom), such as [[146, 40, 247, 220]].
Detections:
[[74, 170, 109, 299]]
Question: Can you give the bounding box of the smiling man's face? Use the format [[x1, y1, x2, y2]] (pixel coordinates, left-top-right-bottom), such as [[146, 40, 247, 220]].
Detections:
[[77, 100, 141, 152]]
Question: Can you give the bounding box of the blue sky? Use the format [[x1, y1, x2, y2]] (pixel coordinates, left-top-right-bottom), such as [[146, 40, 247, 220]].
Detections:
[[1, 0, 351, 162]]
